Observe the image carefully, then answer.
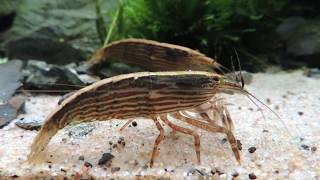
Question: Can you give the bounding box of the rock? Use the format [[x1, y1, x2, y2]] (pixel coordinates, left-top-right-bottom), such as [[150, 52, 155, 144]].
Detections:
[[66, 123, 96, 138], [75, 62, 93, 75], [22, 60, 85, 91], [95, 62, 143, 78], [0, 95, 25, 128], [0, 104, 17, 128], [78, 155, 85, 161], [276, 17, 305, 41], [58, 92, 75, 105], [277, 17, 320, 68], [0, 60, 24, 128], [15, 116, 42, 130], [2, 0, 118, 64], [98, 153, 114, 166], [304, 68, 320, 79], [8, 95, 26, 114], [111, 167, 120, 173], [0, 60, 23, 102]]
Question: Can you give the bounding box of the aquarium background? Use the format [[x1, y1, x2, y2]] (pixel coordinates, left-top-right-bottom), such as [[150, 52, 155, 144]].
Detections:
[[1, 0, 320, 72]]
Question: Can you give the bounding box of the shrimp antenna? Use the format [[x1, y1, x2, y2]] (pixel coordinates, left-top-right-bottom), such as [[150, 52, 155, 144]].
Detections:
[[215, 63, 234, 75], [243, 89, 293, 137], [230, 55, 239, 81], [234, 49, 244, 88]]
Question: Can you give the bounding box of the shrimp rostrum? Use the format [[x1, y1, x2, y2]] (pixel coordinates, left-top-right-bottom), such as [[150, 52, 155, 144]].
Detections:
[[28, 71, 248, 166]]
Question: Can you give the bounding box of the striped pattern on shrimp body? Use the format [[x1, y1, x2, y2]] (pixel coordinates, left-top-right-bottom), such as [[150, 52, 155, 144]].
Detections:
[[53, 71, 221, 128]]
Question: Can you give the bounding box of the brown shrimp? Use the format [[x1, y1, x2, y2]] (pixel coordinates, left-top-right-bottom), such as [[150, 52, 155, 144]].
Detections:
[[89, 38, 220, 71], [28, 71, 247, 167]]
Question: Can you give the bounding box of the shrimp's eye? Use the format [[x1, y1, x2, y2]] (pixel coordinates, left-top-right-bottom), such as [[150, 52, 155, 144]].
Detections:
[[218, 77, 225, 85]]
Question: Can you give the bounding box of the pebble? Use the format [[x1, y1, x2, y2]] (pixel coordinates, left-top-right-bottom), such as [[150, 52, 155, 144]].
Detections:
[[78, 156, 84, 161], [248, 147, 257, 153], [232, 172, 239, 177], [15, 116, 43, 130], [84, 162, 93, 168], [305, 68, 320, 79], [132, 121, 137, 127], [111, 167, 120, 173], [98, 153, 114, 165], [67, 123, 96, 137], [249, 173, 257, 179], [301, 144, 310, 150]]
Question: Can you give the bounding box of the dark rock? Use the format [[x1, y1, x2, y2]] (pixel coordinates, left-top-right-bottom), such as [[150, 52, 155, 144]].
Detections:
[[277, 17, 320, 68], [22, 60, 85, 91], [78, 155, 85, 161], [2, 0, 118, 65], [0, 60, 23, 102], [132, 121, 137, 127], [248, 146, 257, 153], [232, 172, 239, 177], [304, 68, 320, 79], [301, 144, 310, 151], [15, 116, 43, 130], [98, 153, 114, 166], [6, 32, 86, 65], [84, 162, 93, 168], [75, 62, 93, 75], [249, 173, 257, 179], [96, 62, 144, 78], [277, 17, 305, 41], [111, 167, 120, 173]]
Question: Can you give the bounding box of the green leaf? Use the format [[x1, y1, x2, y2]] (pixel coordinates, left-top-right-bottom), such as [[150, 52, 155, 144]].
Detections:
[[250, 14, 263, 20]]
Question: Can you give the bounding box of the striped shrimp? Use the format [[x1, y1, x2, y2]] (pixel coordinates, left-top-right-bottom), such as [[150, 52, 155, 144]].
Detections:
[[28, 71, 248, 167], [89, 38, 219, 71]]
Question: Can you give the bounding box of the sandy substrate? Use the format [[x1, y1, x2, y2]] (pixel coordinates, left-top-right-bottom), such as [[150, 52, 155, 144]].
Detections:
[[0, 70, 319, 179]]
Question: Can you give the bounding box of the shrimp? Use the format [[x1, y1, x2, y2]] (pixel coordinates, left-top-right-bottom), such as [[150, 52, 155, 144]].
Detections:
[[89, 38, 220, 71], [28, 71, 249, 167]]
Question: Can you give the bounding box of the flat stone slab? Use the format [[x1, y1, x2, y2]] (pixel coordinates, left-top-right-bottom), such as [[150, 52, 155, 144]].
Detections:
[[0, 60, 24, 128], [0, 60, 22, 102], [0, 71, 319, 179]]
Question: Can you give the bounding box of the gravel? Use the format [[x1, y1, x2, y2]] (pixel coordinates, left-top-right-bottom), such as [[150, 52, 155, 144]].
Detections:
[[0, 70, 319, 179]]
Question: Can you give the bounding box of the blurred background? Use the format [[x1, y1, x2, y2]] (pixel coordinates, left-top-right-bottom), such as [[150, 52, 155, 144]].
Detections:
[[1, 0, 320, 72]]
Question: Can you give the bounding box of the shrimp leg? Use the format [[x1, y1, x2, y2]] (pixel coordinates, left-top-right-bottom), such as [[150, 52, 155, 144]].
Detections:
[[150, 117, 165, 167], [159, 114, 201, 164], [172, 112, 241, 164]]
